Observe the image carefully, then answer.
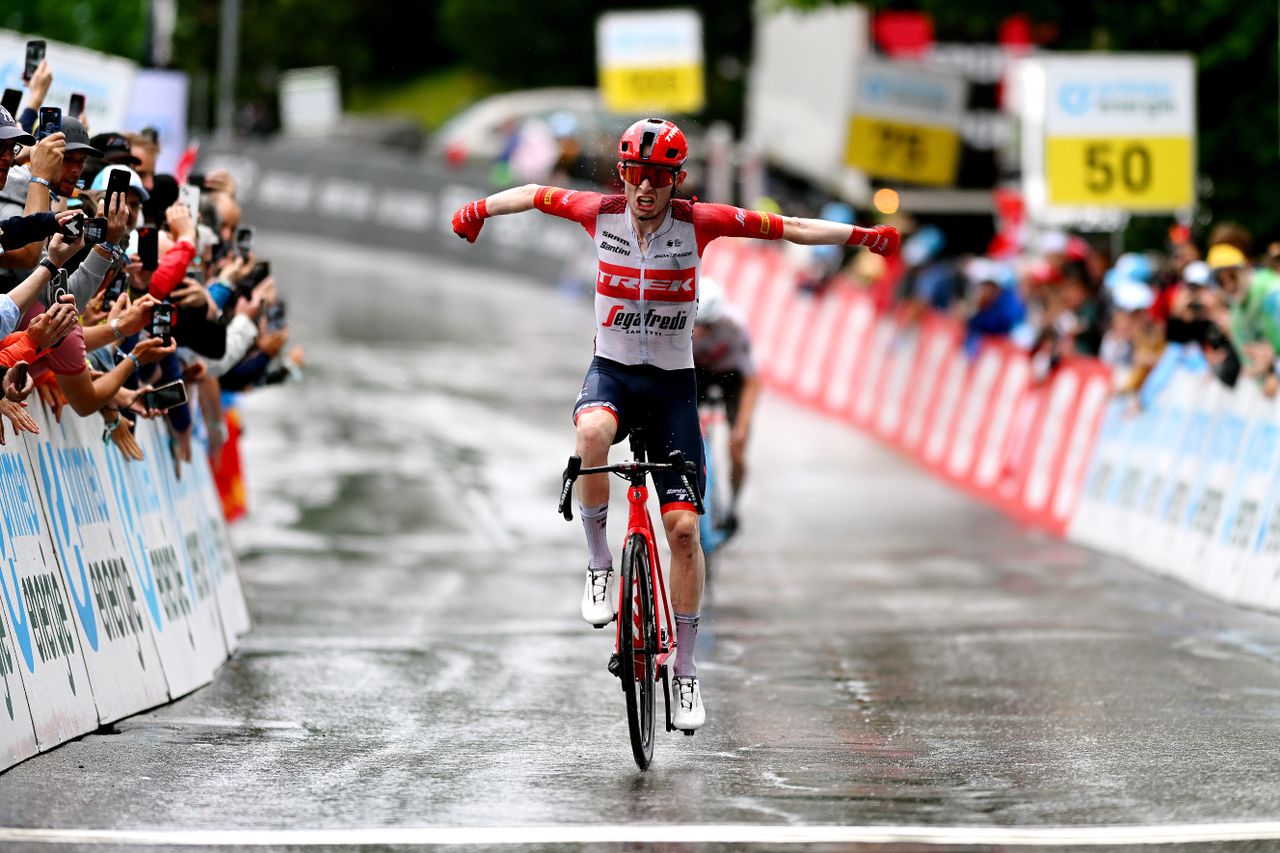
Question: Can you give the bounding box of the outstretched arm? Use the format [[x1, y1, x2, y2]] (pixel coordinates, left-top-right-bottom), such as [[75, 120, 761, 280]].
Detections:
[[452, 185, 540, 243], [484, 184, 539, 216], [453, 184, 600, 243], [782, 216, 899, 255]]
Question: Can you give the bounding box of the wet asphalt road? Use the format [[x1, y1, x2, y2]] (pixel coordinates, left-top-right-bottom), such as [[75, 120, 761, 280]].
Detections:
[[2, 234, 1280, 852]]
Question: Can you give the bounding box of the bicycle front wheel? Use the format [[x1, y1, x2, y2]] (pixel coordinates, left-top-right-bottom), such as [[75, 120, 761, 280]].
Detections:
[[619, 532, 657, 770]]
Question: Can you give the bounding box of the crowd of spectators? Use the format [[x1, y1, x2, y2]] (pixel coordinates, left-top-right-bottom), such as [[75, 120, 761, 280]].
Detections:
[[886, 215, 1280, 406], [0, 54, 300, 478]]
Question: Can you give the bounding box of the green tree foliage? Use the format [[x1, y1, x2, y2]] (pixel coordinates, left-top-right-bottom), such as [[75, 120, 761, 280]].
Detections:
[[1, 3, 147, 64], [779, 0, 1280, 245]]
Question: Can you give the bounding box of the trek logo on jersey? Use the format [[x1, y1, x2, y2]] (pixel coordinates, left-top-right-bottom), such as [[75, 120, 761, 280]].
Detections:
[[596, 261, 696, 303], [602, 305, 690, 331]]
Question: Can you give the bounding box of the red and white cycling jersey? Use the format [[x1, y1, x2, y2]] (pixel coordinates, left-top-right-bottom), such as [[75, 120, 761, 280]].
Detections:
[[535, 186, 783, 370]]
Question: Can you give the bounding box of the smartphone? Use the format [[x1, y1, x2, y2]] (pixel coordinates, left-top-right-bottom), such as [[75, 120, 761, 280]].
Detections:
[[249, 260, 270, 286], [235, 226, 254, 259], [138, 227, 158, 271], [45, 268, 69, 306], [105, 168, 131, 214], [151, 301, 174, 345], [23, 40, 45, 83], [8, 362, 28, 393], [142, 379, 188, 412], [102, 269, 128, 305], [36, 106, 60, 141], [68, 93, 85, 120], [59, 212, 86, 240], [0, 89, 21, 117], [186, 173, 207, 190], [265, 301, 287, 331], [178, 183, 201, 218], [83, 217, 108, 245]]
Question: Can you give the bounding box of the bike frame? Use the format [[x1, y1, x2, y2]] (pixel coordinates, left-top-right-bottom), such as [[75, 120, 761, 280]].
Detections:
[[615, 477, 676, 675]]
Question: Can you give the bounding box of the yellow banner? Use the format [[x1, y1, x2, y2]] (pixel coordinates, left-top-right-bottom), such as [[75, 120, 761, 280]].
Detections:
[[1046, 136, 1194, 209], [845, 116, 961, 186], [600, 64, 704, 113]]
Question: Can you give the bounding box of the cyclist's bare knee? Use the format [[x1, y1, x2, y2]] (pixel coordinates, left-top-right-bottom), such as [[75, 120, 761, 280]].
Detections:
[[663, 510, 701, 555], [575, 410, 617, 462]]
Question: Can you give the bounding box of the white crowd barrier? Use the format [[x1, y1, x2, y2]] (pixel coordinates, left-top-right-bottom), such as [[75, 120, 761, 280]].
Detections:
[[704, 239, 1280, 614], [0, 405, 249, 772]]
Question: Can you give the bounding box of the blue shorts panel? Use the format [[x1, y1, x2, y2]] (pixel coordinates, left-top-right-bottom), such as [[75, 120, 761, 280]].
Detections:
[[573, 357, 706, 511]]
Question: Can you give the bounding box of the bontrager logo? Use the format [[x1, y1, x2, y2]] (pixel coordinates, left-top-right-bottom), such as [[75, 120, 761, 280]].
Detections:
[[602, 306, 690, 331]]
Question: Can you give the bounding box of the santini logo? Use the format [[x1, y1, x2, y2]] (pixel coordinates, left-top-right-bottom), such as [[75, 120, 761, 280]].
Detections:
[[599, 240, 629, 256]]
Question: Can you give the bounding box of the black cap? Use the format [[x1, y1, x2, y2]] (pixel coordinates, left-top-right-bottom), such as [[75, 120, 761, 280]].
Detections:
[[0, 107, 35, 147], [89, 132, 141, 166], [62, 117, 103, 157]]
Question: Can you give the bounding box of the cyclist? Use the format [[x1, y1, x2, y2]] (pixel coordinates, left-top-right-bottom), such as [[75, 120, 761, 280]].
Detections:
[[692, 276, 758, 538], [452, 117, 899, 731]]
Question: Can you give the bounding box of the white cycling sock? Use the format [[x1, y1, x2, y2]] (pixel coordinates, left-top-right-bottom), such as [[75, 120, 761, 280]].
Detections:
[[674, 611, 699, 677], [580, 502, 611, 571]]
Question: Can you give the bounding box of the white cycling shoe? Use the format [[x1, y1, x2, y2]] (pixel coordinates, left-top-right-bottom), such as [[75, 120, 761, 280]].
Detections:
[[671, 675, 706, 731], [580, 567, 615, 628]]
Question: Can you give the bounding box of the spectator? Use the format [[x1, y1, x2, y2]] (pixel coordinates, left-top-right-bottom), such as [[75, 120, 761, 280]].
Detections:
[[963, 259, 1026, 357], [1207, 243, 1280, 395]]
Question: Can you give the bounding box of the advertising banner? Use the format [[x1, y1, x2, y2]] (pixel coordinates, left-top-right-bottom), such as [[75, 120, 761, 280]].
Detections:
[[25, 408, 169, 726], [0, 433, 98, 748]]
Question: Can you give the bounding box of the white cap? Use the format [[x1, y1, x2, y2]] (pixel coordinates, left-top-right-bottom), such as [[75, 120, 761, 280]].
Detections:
[[1183, 260, 1212, 287], [1111, 280, 1155, 312]]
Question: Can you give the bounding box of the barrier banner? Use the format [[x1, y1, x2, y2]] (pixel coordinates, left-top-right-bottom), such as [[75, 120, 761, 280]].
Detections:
[[851, 317, 897, 428], [722, 245, 780, 335], [0, 434, 98, 748], [25, 408, 169, 725], [0, 440, 40, 769], [141, 419, 247, 651], [101, 419, 220, 698], [140, 420, 230, 694], [1174, 383, 1246, 585], [921, 351, 970, 470], [971, 344, 1032, 496], [899, 315, 962, 456], [820, 290, 877, 417], [943, 342, 1007, 485], [188, 446, 251, 645], [1213, 386, 1278, 603], [871, 322, 919, 442], [1045, 361, 1112, 536], [750, 261, 800, 369], [771, 291, 820, 390], [1148, 375, 1217, 580], [793, 286, 851, 405], [702, 241, 749, 301]]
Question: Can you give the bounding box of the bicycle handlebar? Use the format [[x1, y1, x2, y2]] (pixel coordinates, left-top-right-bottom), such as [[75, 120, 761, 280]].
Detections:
[[558, 450, 704, 520]]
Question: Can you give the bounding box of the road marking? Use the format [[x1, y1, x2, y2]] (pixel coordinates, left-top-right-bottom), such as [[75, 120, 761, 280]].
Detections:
[[4, 823, 1280, 847]]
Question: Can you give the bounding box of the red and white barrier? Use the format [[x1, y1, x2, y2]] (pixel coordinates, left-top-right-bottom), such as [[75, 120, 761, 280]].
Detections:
[[701, 239, 1112, 540]]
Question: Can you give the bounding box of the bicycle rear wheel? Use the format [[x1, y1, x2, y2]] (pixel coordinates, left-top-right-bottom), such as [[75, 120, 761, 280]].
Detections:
[[619, 532, 656, 770]]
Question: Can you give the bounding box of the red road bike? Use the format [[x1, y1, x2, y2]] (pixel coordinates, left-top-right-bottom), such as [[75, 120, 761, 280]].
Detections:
[[558, 430, 704, 770]]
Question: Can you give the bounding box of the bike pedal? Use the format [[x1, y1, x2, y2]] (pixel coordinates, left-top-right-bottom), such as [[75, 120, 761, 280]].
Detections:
[[607, 653, 621, 679]]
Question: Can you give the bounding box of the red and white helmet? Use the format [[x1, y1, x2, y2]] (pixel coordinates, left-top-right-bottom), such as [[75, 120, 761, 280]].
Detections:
[[617, 118, 688, 167]]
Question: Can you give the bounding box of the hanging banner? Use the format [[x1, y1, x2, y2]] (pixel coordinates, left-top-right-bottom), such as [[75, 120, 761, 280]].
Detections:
[[597, 9, 705, 113], [846, 58, 966, 186]]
